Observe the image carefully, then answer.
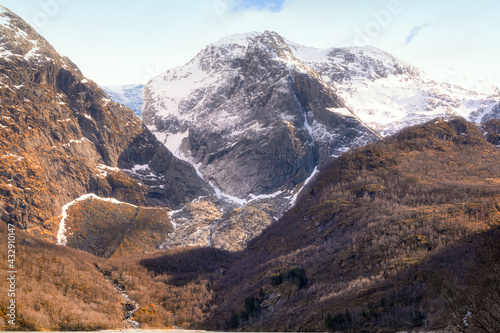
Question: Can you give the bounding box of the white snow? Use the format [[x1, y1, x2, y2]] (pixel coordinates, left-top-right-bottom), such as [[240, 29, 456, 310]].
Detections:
[[303, 112, 314, 140], [211, 32, 258, 49], [57, 193, 138, 246], [0, 48, 14, 59], [96, 164, 120, 178], [213, 186, 247, 205], [2, 153, 24, 162], [327, 107, 354, 117], [288, 44, 500, 136], [159, 130, 189, 158], [63, 137, 90, 147], [148, 56, 224, 120], [288, 166, 320, 208], [144, 32, 500, 223], [246, 190, 286, 203], [23, 47, 41, 60], [131, 164, 149, 173], [0, 11, 12, 29]]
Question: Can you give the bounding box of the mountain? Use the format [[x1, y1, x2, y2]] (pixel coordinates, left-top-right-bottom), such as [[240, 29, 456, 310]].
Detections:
[[142, 29, 499, 201], [2, 8, 500, 331], [287, 42, 500, 135], [200, 117, 500, 332], [103, 84, 144, 116], [0, 6, 212, 250], [5, 116, 500, 332], [142, 31, 379, 200]]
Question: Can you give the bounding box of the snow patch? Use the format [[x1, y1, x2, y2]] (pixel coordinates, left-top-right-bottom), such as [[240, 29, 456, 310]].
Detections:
[[63, 137, 90, 147], [160, 130, 189, 158], [0, 11, 12, 29], [247, 190, 286, 203], [2, 153, 24, 162], [24, 47, 41, 60], [327, 107, 354, 117], [131, 164, 150, 173], [96, 164, 120, 178], [288, 166, 319, 208]]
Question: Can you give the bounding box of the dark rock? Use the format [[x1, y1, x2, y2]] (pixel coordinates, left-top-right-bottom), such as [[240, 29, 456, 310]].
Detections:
[[143, 31, 377, 198]]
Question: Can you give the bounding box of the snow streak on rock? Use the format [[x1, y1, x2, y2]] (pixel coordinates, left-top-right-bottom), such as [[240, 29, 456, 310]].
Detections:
[[57, 194, 137, 246]]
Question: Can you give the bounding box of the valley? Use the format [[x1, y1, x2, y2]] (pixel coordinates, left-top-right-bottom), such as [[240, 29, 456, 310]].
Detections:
[[1, 4, 500, 332]]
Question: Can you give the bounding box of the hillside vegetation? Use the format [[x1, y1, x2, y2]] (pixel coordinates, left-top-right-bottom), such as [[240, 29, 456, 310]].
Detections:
[[0, 223, 123, 331], [203, 117, 500, 331], [2, 118, 500, 332]]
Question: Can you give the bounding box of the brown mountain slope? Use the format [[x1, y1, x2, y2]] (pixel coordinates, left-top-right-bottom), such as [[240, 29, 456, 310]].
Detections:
[[0, 223, 124, 330], [4, 117, 500, 331], [0, 6, 212, 244], [0, 221, 230, 330], [188, 117, 500, 331]]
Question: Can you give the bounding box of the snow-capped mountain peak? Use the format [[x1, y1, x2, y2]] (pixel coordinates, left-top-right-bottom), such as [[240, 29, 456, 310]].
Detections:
[[143, 31, 376, 199]]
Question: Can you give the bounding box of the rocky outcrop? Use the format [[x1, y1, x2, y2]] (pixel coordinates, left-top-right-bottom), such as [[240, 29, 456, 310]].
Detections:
[[61, 195, 171, 258], [0, 6, 212, 242], [162, 196, 288, 251], [481, 102, 500, 123]]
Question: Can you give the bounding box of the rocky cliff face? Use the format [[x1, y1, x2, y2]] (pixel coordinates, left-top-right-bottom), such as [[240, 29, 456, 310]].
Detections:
[[143, 31, 378, 199], [0, 6, 212, 244]]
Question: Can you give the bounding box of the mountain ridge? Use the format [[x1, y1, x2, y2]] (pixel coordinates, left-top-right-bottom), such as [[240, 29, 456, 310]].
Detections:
[[1, 9, 500, 331], [203, 116, 500, 331], [143, 31, 379, 200], [0, 6, 212, 245]]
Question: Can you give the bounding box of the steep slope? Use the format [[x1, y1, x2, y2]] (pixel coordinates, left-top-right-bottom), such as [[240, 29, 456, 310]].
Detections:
[[103, 84, 144, 116], [196, 117, 500, 332], [288, 42, 500, 135], [143, 30, 499, 198], [143, 31, 378, 199], [0, 6, 212, 246]]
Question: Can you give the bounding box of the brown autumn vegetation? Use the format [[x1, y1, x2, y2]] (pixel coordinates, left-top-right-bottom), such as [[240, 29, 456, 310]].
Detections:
[[98, 247, 235, 329], [0, 223, 124, 331], [2, 117, 500, 332], [200, 117, 500, 331], [0, 221, 227, 331], [63, 197, 171, 258]]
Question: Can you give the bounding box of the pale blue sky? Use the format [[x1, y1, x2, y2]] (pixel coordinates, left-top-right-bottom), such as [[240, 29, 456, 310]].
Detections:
[[1, 0, 499, 86]]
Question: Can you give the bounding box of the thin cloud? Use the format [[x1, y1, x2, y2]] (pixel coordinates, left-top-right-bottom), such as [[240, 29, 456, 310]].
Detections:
[[406, 26, 424, 44], [233, 0, 285, 12]]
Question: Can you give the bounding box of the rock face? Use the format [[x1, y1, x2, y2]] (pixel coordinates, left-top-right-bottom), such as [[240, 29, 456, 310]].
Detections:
[[482, 101, 500, 123], [140, 31, 499, 250], [0, 6, 212, 242], [143, 31, 378, 199]]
